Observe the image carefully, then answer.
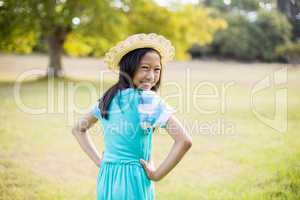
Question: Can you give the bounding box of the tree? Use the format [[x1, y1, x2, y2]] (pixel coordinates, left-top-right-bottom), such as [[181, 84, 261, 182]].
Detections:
[[0, 0, 228, 68], [277, 0, 300, 39], [212, 10, 291, 61], [0, 0, 127, 77], [127, 1, 227, 59], [200, 0, 261, 11]]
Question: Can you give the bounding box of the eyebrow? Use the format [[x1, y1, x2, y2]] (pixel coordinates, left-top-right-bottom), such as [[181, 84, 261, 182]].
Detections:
[[140, 63, 161, 68]]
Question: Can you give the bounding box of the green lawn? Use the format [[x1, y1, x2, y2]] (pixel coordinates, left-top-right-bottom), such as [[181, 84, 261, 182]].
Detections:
[[0, 56, 300, 199]]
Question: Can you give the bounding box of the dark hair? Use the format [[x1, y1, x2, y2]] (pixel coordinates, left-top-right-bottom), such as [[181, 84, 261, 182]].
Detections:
[[99, 48, 162, 119]]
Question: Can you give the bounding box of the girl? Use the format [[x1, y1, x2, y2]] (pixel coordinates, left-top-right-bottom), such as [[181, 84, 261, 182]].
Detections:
[[72, 33, 192, 200]]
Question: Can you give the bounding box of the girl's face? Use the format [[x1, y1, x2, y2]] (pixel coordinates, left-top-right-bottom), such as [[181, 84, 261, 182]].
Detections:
[[133, 51, 162, 91]]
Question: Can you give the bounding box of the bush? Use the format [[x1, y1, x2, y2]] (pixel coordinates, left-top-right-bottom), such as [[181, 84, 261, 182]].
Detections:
[[276, 42, 300, 63], [255, 10, 292, 61], [0, 31, 37, 54], [63, 33, 114, 57], [188, 43, 214, 58], [63, 34, 93, 57], [191, 10, 293, 62], [213, 14, 261, 60]]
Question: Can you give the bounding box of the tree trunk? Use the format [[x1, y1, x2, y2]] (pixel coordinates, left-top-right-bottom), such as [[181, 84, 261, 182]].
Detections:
[[203, 0, 212, 6], [47, 26, 70, 77], [277, 0, 286, 13], [277, 0, 300, 39]]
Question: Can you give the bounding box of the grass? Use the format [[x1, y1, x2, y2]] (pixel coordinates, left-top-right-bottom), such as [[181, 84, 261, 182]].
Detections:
[[0, 159, 68, 200], [0, 55, 300, 199]]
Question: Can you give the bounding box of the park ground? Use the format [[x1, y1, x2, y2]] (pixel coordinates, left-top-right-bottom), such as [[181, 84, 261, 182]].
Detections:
[[0, 54, 300, 199]]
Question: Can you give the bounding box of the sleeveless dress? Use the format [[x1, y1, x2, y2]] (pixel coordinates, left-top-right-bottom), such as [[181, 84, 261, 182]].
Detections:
[[91, 88, 175, 200]]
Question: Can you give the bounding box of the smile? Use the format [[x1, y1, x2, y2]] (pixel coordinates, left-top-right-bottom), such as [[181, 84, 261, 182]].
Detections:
[[140, 81, 152, 85]]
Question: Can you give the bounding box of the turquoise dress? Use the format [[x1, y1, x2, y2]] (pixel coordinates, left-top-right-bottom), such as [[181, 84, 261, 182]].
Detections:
[[91, 88, 175, 200]]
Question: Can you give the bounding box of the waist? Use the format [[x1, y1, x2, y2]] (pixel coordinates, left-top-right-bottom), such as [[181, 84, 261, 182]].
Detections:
[[101, 158, 142, 167]]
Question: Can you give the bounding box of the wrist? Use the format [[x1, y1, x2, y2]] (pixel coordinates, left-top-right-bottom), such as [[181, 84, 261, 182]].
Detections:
[[96, 157, 102, 167]]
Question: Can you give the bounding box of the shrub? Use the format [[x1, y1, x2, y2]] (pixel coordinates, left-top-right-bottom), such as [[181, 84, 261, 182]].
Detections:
[[191, 10, 293, 62], [276, 41, 300, 63]]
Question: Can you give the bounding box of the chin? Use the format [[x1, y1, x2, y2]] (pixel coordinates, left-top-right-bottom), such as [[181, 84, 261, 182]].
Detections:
[[139, 85, 152, 90], [140, 87, 151, 91]]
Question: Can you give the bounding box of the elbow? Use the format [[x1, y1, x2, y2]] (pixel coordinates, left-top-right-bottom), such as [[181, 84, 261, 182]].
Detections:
[[183, 138, 192, 149], [72, 125, 87, 136], [178, 136, 192, 150]]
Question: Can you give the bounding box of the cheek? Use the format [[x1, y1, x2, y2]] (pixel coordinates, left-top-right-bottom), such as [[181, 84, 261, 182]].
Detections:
[[154, 72, 161, 82], [133, 71, 144, 84]]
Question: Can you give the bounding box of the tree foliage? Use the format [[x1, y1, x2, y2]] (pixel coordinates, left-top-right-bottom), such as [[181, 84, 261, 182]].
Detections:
[[126, 1, 227, 59], [277, 0, 300, 39], [0, 0, 130, 76], [0, 0, 227, 65], [201, 0, 262, 11], [213, 10, 292, 61]]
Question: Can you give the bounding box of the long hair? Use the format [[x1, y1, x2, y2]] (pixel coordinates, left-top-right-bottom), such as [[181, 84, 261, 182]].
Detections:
[[99, 48, 162, 119]]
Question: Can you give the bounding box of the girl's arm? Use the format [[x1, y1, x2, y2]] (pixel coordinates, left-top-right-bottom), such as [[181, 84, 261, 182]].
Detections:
[[140, 115, 192, 181], [72, 111, 102, 167]]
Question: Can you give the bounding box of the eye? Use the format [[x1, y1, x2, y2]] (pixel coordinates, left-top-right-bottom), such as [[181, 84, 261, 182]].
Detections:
[[155, 68, 161, 72], [141, 66, 149, 70]]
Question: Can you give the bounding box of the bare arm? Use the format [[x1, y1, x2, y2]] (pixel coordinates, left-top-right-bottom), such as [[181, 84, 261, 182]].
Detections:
[[140, 115, 192, 181], [72, 111, 102, 167]]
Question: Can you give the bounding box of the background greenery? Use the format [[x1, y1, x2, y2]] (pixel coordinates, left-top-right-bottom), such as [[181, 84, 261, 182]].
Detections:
[[0, 0, 300, 199], [0, 0, 299, 65]]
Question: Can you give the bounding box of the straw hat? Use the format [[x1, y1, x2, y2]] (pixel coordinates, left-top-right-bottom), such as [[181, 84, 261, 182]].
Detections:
[[104, 33, 175, 71]]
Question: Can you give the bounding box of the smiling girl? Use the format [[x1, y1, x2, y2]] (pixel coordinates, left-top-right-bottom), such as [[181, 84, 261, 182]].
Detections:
[[72, 33, 192, 200]]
